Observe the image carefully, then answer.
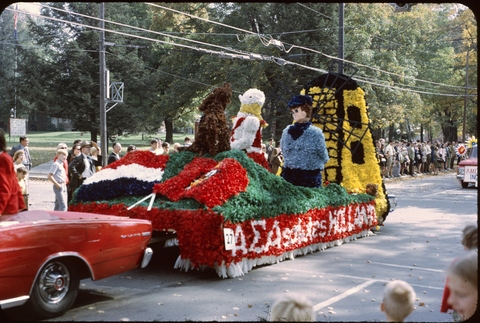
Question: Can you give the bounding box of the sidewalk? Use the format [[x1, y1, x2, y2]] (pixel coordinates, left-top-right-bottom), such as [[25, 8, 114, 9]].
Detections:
[[28, 160, 53, 181]]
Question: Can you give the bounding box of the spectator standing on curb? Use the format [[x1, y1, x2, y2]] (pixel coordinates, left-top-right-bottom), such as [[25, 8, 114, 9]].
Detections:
[[67, 139, 82, 164], [107, 142, 122, 164], [407, 142, 416, 176], [0, 128, 26, 215], [384, 140, 395, 178], [12, 150, 25, 171], [48, 149, 68, 211], [449, 141, 456, 169], [446, 142, 455, 170], [68, 144, 82, 164], [421, 142, 428, 174], [149, 138, 162, 155], [266, 138, 275, 168], [16, 166, 28, 208], [270, 146, 283, 176], [376, 141, 387, 177], [9, 135, 32, 171], [415, 143, 423, 173], [127, 144, 137, 153], [68, 141, 96, 202], [54, 143, 69, 186], [380, 280, 416, 322], [90, 143, 103, 172], [440, 143, 447, 171], [162, 142, 170, 155], [392, 141, 401, 177], [400, 145, 408, 176], [432, 144, 441, 175], [172, 143, 181, 153], [183, 137, 192, 147], [425, 141, 432, 173]]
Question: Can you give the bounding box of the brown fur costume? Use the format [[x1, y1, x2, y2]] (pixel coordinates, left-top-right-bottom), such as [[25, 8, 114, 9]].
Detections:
[[183, 83, 232, 157]]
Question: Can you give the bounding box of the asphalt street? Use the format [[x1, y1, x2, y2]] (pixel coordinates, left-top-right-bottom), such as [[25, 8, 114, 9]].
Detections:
[[13, 170, 477, 322]]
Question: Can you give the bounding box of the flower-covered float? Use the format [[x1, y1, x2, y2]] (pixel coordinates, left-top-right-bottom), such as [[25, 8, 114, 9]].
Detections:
[[69, 74, 388, 278]]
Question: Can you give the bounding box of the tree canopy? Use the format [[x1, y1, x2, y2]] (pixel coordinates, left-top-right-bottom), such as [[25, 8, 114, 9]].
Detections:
[[0, 2, 476, 143]]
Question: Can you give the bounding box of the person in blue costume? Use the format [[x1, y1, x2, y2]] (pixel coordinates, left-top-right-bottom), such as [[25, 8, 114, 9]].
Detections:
[[280, 94, 329, 188]]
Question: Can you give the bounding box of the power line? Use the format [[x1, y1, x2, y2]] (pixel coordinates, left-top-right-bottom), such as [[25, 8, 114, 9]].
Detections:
[[5, 4, 476, 98], [145, 3, 476, 95], [295, 2, 333, 20]]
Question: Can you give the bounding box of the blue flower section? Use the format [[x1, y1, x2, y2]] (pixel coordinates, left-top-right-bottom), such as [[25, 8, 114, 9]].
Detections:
[[75, 179, 159, 202], [280, 124, 329, 171]]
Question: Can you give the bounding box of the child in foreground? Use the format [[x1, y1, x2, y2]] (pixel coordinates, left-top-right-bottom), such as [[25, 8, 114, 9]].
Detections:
[[380, 280, 416, 322], [269, 294, 315, 322], [16, 166, 28, 208], [446, 250, 478, 321], [440, 225, 478, 318]]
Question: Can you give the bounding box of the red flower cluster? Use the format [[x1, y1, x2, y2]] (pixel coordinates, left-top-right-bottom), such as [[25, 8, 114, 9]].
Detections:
[[103, 151, 169, 170], [153, 157, 218, 201], [247, 151, 270, 170], [69, 200, 377, 271], [184, 158, 249, 208], [153, 157, 249, 208]]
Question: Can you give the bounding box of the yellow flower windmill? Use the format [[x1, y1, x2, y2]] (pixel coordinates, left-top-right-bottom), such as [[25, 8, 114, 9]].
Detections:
[[300, 65, 392, 226]]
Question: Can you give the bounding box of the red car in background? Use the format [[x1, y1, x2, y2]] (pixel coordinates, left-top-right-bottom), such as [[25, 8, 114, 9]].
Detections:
[[457, 145, 478, 188], [0, 210, 152, 320]]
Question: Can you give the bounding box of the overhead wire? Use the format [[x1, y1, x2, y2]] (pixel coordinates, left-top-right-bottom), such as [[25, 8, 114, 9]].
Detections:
[[146, 2, 476, 95]]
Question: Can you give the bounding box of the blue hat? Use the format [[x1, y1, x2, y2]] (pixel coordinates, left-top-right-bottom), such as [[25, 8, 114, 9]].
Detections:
[[287, 95, 313, 108]]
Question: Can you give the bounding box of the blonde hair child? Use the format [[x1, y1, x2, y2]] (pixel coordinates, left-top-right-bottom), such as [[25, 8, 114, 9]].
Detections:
[[269, 294, 315, 322], [461, 225, 478, 250], [380, 280, 416, 322], [16, 166, 28, 194]]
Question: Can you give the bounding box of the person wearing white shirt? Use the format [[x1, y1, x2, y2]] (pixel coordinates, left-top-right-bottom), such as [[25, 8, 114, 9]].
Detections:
[[384, 140, 395, 178]]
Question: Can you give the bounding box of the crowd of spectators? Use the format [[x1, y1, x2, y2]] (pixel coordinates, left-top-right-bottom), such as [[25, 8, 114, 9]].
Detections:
[[376, 138, 460, 179]]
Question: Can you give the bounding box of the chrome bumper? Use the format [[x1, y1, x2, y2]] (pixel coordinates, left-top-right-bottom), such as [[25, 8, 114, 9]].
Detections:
[[140, 247, 153, 268]]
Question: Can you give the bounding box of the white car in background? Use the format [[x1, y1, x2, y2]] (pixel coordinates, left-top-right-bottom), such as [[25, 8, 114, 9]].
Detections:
[[457, 145, 477, 188]]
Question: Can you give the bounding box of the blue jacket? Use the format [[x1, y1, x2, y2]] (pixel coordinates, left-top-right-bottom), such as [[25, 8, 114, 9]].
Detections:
[[280, 122, 329, 171]]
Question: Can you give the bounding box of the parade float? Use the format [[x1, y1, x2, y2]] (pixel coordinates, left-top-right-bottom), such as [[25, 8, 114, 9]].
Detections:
[[69, 72, 392, 278]]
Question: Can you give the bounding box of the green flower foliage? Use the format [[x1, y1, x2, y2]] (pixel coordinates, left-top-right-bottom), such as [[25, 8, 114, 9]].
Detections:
[[86, 150, 374, 223], [210, 150, 374, 222], [161, 151, 197, 180]]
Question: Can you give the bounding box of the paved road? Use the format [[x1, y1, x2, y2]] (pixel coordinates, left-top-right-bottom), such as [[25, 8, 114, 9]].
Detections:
[[8, 172, 478, 322]]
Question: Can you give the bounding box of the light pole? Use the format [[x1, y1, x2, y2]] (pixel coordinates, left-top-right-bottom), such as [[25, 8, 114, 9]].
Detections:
[[338, 3, 344, 75], [462, 50, 469, 143], [99, 2, 107, 166]]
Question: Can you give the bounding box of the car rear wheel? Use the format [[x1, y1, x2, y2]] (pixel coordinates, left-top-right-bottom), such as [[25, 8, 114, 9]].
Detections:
[[461, 181, 469, 188], [27, 259, 80, 319]]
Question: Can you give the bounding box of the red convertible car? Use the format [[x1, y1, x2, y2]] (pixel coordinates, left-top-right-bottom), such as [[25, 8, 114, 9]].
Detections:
[[0, 210, 153, 320]]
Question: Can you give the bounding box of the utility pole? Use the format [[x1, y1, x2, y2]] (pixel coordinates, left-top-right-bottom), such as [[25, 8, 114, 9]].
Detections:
[[99, 2, 107, 166], [338, 3, 344, 75], [462, 50, 469, 143]]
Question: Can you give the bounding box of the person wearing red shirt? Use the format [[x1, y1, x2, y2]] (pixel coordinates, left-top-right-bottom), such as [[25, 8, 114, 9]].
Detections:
[[0, 128, 26, 215]]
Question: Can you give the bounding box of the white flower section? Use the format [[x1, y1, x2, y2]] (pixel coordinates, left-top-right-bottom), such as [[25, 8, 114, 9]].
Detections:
[[230, 113, 260, 151], [83, 164, 164, 185]]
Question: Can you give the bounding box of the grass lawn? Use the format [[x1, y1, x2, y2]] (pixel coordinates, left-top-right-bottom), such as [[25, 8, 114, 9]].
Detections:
[[6, 131, 192, 167]]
